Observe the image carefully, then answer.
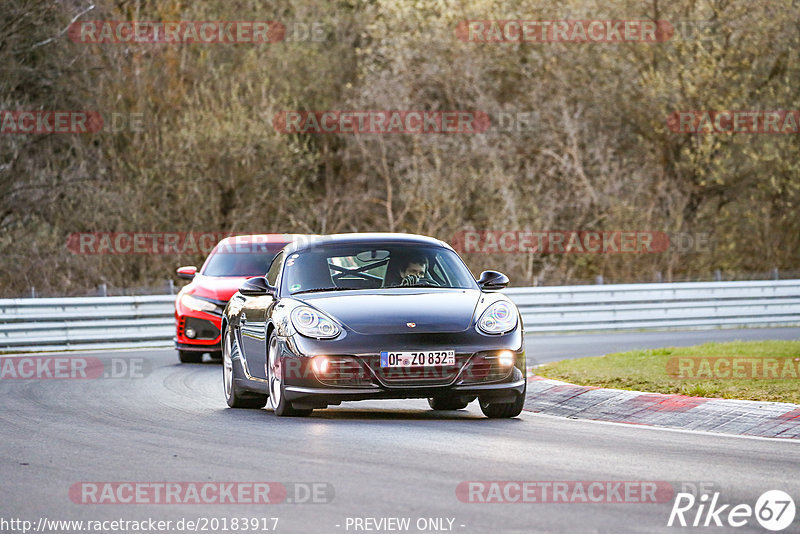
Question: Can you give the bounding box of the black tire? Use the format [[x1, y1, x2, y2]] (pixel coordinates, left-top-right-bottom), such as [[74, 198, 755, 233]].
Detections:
[[178, 350, 202, 363], [268, 334, 312, 417], [479, 384, 526, 419], [427, 396, 470, 410], [222, 330, 268, 409], [208, 351, 223, 362]]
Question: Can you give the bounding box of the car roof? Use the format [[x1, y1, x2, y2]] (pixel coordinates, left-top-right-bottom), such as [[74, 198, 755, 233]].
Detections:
[[285, 233, 452, 254], [216, 233, 306, 246]]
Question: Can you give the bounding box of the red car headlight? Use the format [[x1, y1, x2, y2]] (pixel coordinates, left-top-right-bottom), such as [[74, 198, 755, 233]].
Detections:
[[179, 293, 221, 314]]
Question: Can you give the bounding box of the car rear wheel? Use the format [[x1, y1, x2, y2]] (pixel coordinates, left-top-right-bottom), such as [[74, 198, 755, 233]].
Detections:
[[479, 384, 526, 418], [222, 330, 268, 409], [268, 334, 312, 417], [427, 396, 471, 410], [178, 350, 202, 363]]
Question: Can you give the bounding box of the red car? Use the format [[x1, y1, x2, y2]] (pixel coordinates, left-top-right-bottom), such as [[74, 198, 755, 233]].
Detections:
[[174, 234, 297, 363]]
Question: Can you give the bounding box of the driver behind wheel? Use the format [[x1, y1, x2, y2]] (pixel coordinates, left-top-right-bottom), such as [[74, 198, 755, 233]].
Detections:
[[397, 255, 429, 286]]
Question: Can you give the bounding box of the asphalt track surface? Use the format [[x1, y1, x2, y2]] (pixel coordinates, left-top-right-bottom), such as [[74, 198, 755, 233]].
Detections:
[[2, 328, 799, 534]]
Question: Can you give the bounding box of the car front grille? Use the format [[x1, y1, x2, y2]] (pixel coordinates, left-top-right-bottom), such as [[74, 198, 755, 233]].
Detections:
[[183, 316, 220, 340], [311, 352, 515, 388], [361, 354, 472, 387]]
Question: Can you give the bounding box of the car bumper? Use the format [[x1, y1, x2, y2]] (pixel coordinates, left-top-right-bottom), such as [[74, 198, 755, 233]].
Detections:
[[276, 329, 526, 408], [284, 378, 526, 407], [174, 340, 219, 352], [174, 309, 223, 351]]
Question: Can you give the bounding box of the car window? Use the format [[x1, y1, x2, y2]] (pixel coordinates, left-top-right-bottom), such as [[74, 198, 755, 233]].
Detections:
[[281, 244, 477, 294], [201, 242, 286, 277], [328, 250, 389, 285], [430, 255, 450, 286], [265, 251, 285, 287]]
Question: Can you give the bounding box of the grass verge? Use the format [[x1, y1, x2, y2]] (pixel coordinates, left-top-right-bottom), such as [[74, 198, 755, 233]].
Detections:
[[537, 340, 800, 404]]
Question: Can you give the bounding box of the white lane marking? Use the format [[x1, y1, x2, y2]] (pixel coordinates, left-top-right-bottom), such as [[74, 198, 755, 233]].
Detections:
[[521, 409, 800, 443]]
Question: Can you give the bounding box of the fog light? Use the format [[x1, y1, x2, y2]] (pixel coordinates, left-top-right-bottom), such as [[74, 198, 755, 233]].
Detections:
[[498, 350, 514, 367], [311, 356, 330, 374], [185, 327, 197, 339]]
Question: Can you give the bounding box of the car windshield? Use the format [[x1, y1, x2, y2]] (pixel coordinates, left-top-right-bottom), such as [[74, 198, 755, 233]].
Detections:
[[281, 243, 477, 294], [201, 242, 287, 277]]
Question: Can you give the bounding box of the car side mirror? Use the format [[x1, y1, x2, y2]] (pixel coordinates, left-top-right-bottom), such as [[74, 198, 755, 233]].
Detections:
[[239, 276, 276, 296], [477, 270, 509, 291], [176, 266, 197, 280]]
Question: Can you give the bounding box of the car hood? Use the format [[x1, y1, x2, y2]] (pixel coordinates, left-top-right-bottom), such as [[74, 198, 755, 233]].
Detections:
[[188, 275, 250, 302], [298, 288, 482, 335]]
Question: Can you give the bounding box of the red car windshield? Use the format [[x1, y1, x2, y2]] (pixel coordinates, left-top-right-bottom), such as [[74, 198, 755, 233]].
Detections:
[[201, 243, 287, 277]]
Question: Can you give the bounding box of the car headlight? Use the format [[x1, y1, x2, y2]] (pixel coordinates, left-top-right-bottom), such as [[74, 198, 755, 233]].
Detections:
[[180, 294, 220, 314], [291, 306, 341, 339], [477, 300, 518, 334]]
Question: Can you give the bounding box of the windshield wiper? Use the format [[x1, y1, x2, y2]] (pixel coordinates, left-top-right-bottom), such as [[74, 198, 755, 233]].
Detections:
[[292, 287, 359, 294]]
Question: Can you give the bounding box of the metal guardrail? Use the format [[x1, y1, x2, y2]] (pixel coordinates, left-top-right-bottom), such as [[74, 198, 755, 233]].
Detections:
[[504, 280, 800, 333], [0, 280, 798, 352], [0, 295, 176, 352]]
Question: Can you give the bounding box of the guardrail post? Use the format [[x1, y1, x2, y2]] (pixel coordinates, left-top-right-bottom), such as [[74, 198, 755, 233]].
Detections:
[[595, 275, 604, 285]]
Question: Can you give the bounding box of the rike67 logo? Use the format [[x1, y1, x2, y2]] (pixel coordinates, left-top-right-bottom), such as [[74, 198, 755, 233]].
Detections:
[[668, 490, 795, 531]]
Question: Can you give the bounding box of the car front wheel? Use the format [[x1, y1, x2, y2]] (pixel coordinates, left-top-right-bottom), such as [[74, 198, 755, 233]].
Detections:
[[479, 384, 525, 418], [427, 396, 472, 410], [222, 330, 267, 409], [268, 334, 312, 417], [178, 350, 202, 363]]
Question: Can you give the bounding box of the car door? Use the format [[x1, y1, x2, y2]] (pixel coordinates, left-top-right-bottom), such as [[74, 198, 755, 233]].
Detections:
[[239, 251, 284, 379]]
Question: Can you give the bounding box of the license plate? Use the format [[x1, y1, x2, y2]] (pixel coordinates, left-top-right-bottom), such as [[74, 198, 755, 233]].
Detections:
[[380, 350, 456, 368]]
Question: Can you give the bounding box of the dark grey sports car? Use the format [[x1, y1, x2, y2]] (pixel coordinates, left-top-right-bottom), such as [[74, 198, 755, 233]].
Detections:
[[220, 233, 526, 417]]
